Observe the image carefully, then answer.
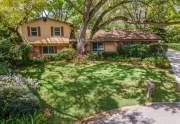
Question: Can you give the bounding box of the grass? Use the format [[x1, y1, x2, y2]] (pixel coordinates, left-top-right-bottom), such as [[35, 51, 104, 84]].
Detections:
[[167, 43, 180, 51], [16, 61, 179, 123]]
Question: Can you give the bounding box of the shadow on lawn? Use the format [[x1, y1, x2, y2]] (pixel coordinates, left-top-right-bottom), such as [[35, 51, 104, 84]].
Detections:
[[20, 62, 179, 123]]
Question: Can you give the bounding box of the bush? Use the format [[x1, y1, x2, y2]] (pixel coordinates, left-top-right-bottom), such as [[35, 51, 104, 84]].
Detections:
[[118, 44, 149, 58], [50, 54, 61, 61], [155, 56, 171, 69], [142, 56, 170, 69], [0, 63, 11, 75], [86, 51, 99, 60], [118, 43, 168, 58], [32, 58, 49, 64], [149, 43, 168, 55], [0, 39, 32, 64], [73, 55, 89, 65], [0, 74, 40, 116], [142, 57, 156, 67], [58, 48, 76, 60]]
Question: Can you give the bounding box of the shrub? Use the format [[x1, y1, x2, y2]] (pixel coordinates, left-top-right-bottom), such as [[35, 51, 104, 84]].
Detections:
[[142, 56, 170, 69], [86, 51, 99, 60], [74, 55, 89, 65], [101, 52, 122, 61], [142, 57, 156, 67], [0, 111, 47, 124], [155, 56, 171, 69], [0, 63, 11, 75], [127, 57, 142, 65], [50, 54, 61, 61], [58, 48, 76, 60], [118, 43, 168, 58], [0, 39, 32, 64], [32, 58, 49, 64], [0, 74, 40, 116], [149, 43, 168, 55], [118, 44, 149, 58]]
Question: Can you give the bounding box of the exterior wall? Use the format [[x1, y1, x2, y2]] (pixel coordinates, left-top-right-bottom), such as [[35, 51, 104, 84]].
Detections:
[[19, 18, 73, 42], [104, 42, 118, 52], [88, 41, 118, 53], [30, 44, 69, 59]]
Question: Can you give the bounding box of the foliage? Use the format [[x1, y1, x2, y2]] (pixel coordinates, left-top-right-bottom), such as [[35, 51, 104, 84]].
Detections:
[[0, 74, 40, 116], [19, 42, 32, 61], [118, 43, 168, 58], [0, 111, 47, 124], [73, 55, 89, 65], [86, 51, 99, 60], [142, 57, 156, 67], [155, 56, 171, 69], [167, 43, 180, 51], [142, 56, 171, 69], [58, 48, 76, 60], [50, 54, 61, 61], [0, 39, 32, 64], [0, 63, 11, 75]]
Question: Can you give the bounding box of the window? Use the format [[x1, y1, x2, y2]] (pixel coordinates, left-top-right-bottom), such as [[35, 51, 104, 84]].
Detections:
[[92, 42, 104, 52], [43, 46, 56, 54], [54, 27, 61, 36], [31, 27, 38, 36]]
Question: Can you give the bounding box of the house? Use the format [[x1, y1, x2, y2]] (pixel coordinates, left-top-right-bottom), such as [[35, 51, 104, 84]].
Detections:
[[19, 17, 76, 58], [87, 29, 161, 53]]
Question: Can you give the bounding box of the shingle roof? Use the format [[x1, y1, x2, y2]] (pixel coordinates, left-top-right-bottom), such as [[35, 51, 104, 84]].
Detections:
[[92, 29, 161, 41]]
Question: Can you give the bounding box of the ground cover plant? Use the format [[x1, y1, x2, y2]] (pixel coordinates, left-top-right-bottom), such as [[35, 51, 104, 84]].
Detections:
[[15, 61, 179, 123]]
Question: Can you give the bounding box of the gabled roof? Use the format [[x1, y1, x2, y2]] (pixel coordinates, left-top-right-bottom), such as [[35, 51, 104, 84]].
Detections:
[[24, 17, 74, 28], [92, 29, 161, 41]]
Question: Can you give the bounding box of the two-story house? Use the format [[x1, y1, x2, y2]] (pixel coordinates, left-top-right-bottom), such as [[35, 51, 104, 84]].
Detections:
[[19, 17, 76, 58]]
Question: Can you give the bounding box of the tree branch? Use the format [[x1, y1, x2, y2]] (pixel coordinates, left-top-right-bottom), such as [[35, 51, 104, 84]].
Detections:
[[99, 16, 128, 27], [64, 0, 83, 15], [89, 0, 108, 17]]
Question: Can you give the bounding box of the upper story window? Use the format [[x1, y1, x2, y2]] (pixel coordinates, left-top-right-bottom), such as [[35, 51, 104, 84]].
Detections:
[[51, 26, 64, 37], [54, 27, 61, 36], [31, 27, 38, 36], [27, 26, 40, 37]]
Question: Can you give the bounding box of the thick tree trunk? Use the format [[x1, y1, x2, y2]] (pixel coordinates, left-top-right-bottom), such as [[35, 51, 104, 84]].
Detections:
[[78, 20, 88, 55]]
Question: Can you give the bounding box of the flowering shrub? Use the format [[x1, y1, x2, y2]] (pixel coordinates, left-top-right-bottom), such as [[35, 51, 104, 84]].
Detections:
[[0, 74, 40, 116]]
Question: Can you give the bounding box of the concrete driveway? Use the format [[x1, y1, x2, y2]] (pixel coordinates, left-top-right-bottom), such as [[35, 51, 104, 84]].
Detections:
[[82, 103, 180, 124], [166, 49, 180, 87]]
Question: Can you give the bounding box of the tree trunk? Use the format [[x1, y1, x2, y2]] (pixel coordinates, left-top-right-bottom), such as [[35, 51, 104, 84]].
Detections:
[[78, 20, 88, 55]]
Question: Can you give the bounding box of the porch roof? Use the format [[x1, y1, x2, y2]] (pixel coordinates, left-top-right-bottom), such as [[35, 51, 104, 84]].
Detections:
[[29, 37, 76, 45]]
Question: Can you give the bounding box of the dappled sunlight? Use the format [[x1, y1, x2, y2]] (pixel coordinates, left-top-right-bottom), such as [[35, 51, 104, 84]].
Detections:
[[19, 62, 179, 122]]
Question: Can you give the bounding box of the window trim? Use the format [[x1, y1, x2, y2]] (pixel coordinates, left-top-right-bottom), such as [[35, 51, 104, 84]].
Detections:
[[42, 46, 57, 54], [53, 27, 61, 36], [92, 42, 104, 52], [30, 27, 38, 37]]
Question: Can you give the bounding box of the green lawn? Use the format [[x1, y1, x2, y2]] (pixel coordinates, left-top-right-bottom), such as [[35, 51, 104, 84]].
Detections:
[[19, 61, 179, 123], [167, 43, 180, 51]]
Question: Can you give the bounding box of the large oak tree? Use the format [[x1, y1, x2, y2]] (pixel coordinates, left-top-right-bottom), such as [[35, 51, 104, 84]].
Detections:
[[64, 0, 180, 53]]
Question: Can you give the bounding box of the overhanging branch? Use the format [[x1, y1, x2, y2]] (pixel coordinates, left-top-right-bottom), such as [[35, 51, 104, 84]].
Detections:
[[64, 0, 83, 15]]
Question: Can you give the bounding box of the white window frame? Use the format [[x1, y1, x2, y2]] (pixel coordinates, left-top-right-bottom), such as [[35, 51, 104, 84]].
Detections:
[[31, 27, 38, 37], [53, 27, 61, 36]]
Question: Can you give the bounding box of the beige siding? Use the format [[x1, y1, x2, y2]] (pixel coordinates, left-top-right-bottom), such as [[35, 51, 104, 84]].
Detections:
[[104, 42, 118, 52], [19, 19, 73, 42]]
